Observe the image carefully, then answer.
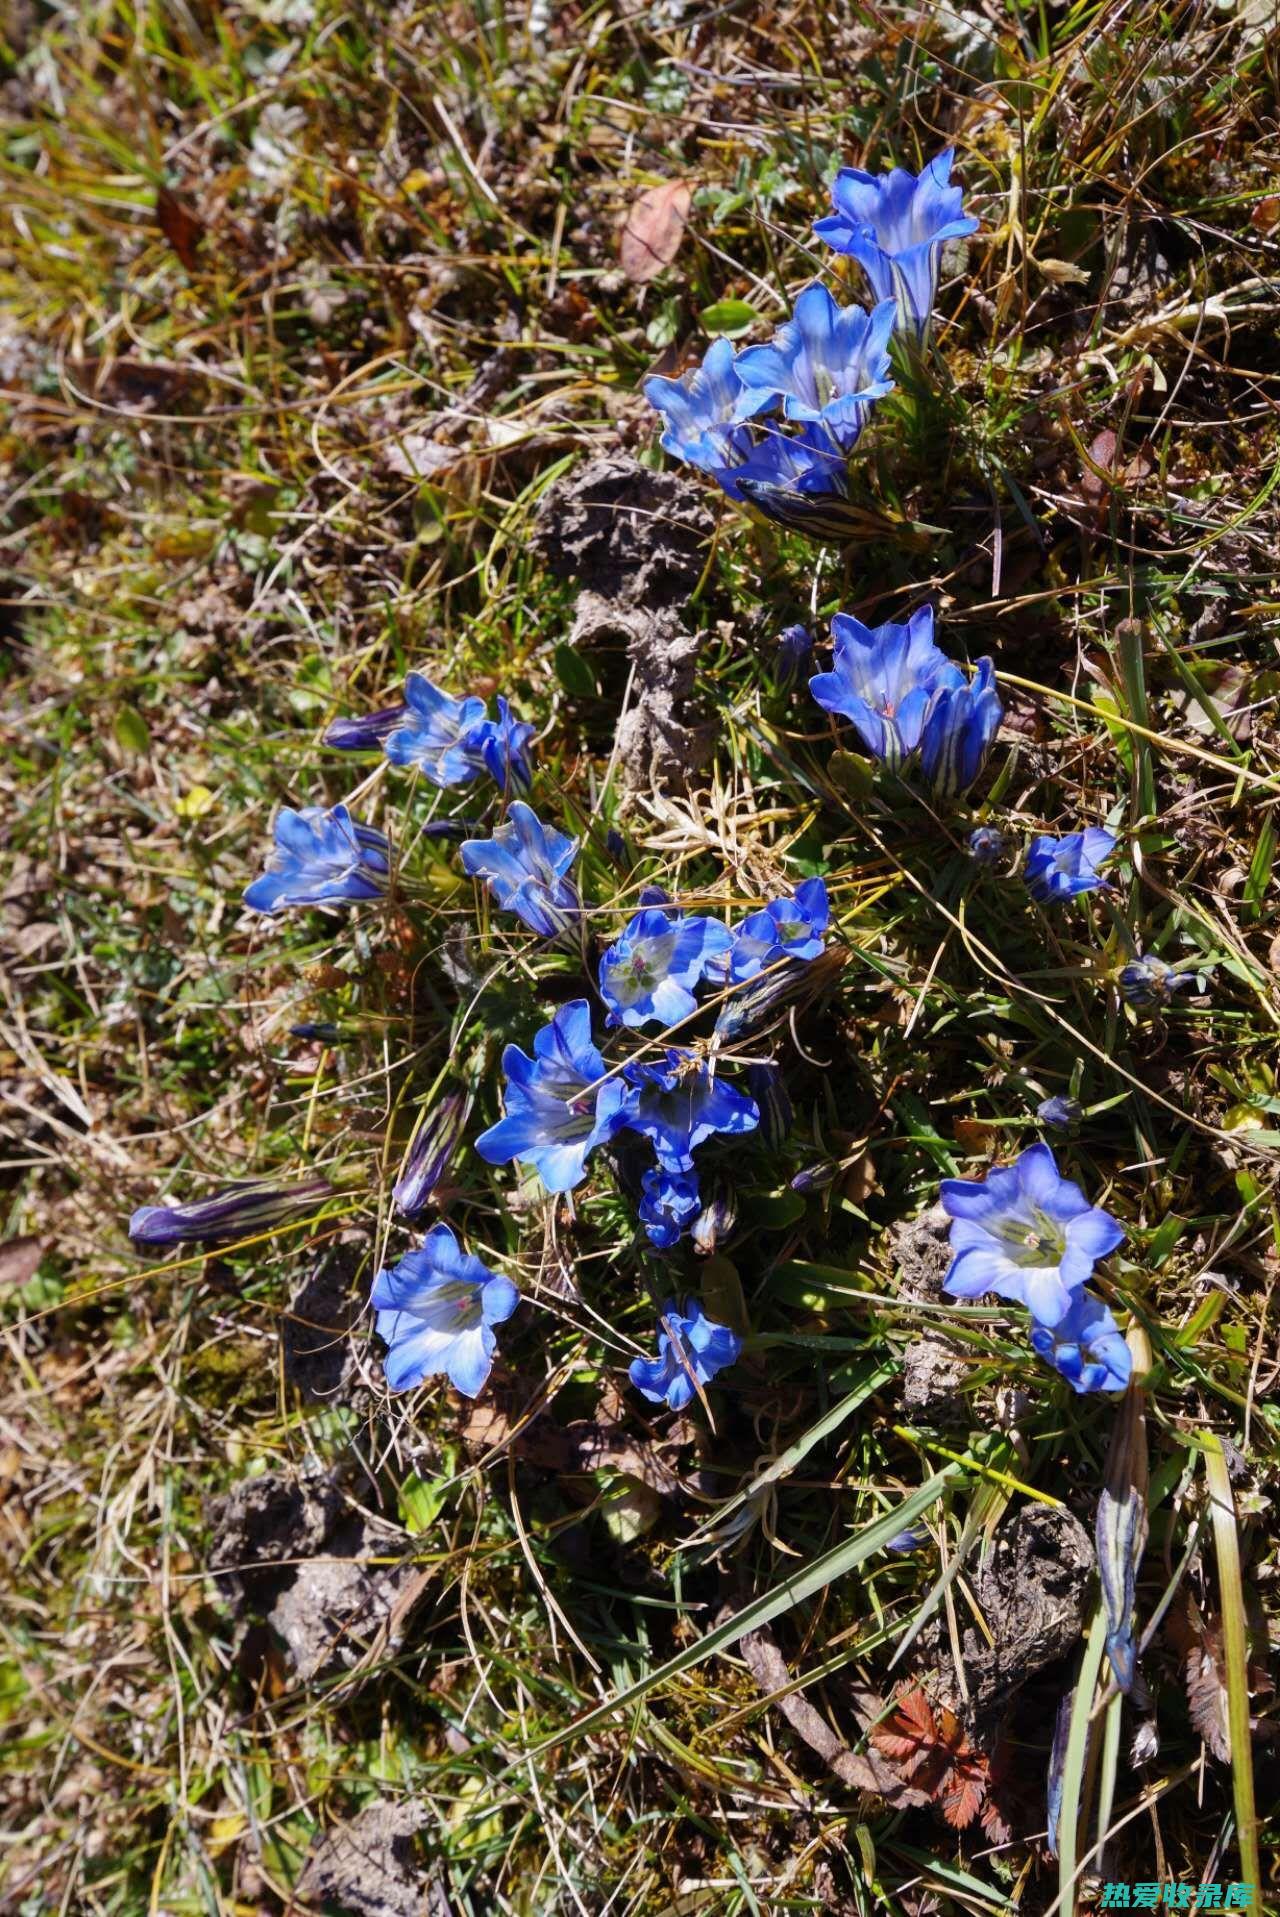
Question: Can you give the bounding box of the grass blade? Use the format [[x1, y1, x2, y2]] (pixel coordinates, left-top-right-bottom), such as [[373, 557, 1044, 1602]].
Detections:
[[1203, 1433, 1260, 1890]]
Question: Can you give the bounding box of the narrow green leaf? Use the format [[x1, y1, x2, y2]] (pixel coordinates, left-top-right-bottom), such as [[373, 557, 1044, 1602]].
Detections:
[[1056, 1603, 1109, 1912], [698, 297, 760, 337], [1203, 1433, 1260, 1890], [553, 642, 599, 699], [520, 1466, 957, 1761]]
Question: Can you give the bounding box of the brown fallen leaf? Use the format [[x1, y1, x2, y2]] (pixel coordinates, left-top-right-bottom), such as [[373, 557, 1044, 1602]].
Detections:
[[619, 179, 692, 284], [156, 187, 204, 273], [0, 1236, 43, 1288]]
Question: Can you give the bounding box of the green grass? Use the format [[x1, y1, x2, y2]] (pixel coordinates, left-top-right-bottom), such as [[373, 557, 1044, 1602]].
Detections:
[[2, 0, 1278, 1910]]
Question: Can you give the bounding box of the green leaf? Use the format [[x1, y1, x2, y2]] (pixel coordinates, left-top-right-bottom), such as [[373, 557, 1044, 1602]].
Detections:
[[113, 704, 150, 755], [1203, 1433, 1261, 1893], [1244, 811, 1275, 920], [698, 298, 760, 339], [398, 1470, 449, 1533], [553, 642, 599, 699], [518, 1466, 957, 1762], [700, 1255, 747, 1334]]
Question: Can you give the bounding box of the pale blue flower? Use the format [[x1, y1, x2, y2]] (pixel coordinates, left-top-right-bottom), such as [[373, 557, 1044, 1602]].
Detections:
[[809, 605, 958, 768], [244, 805, 390, 914], [730, 420, 856, 535], [629, 1298, 742, 1409], [941, 1142, 1125, 1327], [598, 907, 732, 1030], [371, 1223, 518, 1397], [1025, 829, 1117, 903], [460, 802, 580, 937], [1118, 955, 1202, 1008], [475, 1000, 630, 1193], [1030, 1291, 1131, 1394], [813, 148, 979, 340], [478, 696, 535, 791], [732, 283, 897, 450], [385, 673, 493, 786], [642, 336, 755, 478], [967, 825, 1006, 864], [727, 878, 829, 982], [1037, 1096, 1081, 1132]]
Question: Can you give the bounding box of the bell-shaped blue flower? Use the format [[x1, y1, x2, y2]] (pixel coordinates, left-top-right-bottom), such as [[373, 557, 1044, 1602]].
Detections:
[[1024, 828, 1117, 904], [638, 1167, 702, 1250], [244, 804, 391, 914], [919, 656, 1002, 798], [622, 1050, 759, 1171], [1030, 1291, 1131, 1395], [727, 878, 829, 983], [940, 1142, 1125, 1327], [323, 704, 406, 750], [371, 1223, 518, 1397], [477, 696, 535, 791], [598, 907, 732, 1031], [732, 284, 897, 450], [475, 1000, 630, 1193], [460, 802, 580, 937], [809, 605, 958, 768], [642, 336, 755, 479], [629, 1298, 742, 1409], [385, 673, 493, 787], [813, 148, 979, 341]]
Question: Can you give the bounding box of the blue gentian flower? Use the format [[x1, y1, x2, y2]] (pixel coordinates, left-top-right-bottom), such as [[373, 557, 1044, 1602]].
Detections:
[[393, 1092, 469, 1219], [919, 657, 1002, 799], [940, 1142, 1125, 1327], [475, 1000, 630, 1193], [371, 1223, 518, 1397], [809, 605, 958, 768], [629, 1297, 743, 1409], [1025, 829, 1117, 903], [775, 623, 814, 689], [244, 805, 391, 914], [1037, 1095, 1082, 1131], [129, 1178, 333, 1248], [323, 704, 406, 750], [813, 148, 979, 341], [1117, 955, 1201, 1008], [967, 825, 1006, 864], [642, 336, 755, 480], [1029, 1290, 1132, 1395], [622, 1051, 759, 1170], [638, 1167, 702, 1250], [727, 878, 830, 982], [477, 696, 535, 791], [732, 284, 897, 451], [730, 420, 856, 535], [598, 907, 732, 1030], [384, 672, 493, 786], [460, 802, 581, 937]]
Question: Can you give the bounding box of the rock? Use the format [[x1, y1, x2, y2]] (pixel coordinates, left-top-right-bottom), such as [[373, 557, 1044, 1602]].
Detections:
[[296, 1799, 441, 1917], [531, 452, 713, 609], [269, 1511, 411, 1682], [891, 1206, 968, 1424]]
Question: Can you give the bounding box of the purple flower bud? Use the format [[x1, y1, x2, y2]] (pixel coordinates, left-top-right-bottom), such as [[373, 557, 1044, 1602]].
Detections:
[[323, 704, 407, 750], [128, 1178, 334, 1250], [392, 1093, 469, 1219], [775, 623, 814, 690], [791, 1160, 838, 1194], [637, 884, 670, 906], [1036, 1095, 1081, 1131], [745, 1062, 793, 1152], [884, 1524, 928, 1554], [289, 1021, 342, 1042], [714, 946, 846, 1044], [691, 1178, 738, 1256], [1118, 955, 1201, 1008]]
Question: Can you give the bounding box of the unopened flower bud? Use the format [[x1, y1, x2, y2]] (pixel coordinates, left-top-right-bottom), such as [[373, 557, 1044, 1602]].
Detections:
[[128, 1178, 334, 1249], [392, 1093, 469, 1219]]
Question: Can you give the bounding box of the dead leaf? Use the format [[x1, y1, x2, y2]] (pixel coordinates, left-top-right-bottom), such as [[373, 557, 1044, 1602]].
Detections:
[[156, 187, 203, 272], [619, 179, 692, 284], [952, 1118, 997, 1157], [0, 1236, 43, 1288], [381, 431, 458, 481]]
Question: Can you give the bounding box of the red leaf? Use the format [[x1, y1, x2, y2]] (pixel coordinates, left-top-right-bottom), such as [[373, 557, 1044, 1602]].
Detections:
[[941, 1763, 989, 1830], [619, 179, 692, 284], [871, 1686, 938, 1761]]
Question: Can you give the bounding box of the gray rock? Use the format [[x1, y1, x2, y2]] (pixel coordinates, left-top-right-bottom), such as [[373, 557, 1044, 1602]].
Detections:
[[531, 452, 713, 609], [296, 1798, 441, 1917], [891, 1205, 968, 1423]]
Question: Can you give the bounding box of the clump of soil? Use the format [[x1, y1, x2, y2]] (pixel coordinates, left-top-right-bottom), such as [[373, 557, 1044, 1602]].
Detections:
[[296, 1799, 443, 1917], [568, 590, 713, 789], [208, 1467, 411, 1681], [891, 1204, 969, 1423], [531, 451, 713, 608]]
